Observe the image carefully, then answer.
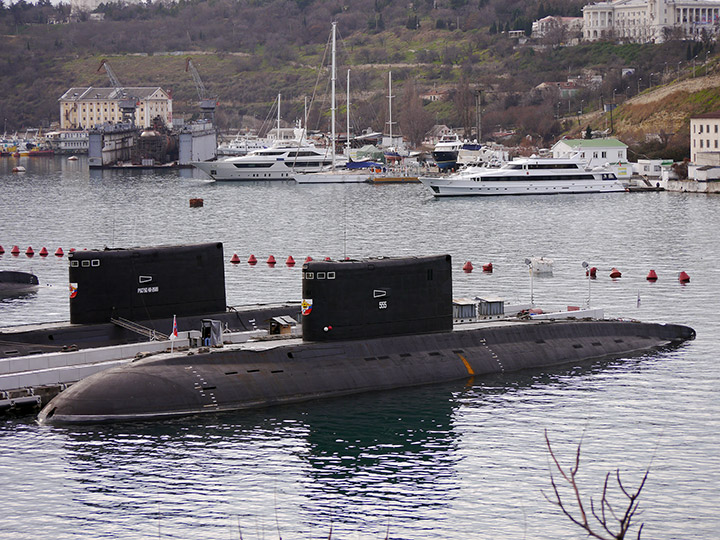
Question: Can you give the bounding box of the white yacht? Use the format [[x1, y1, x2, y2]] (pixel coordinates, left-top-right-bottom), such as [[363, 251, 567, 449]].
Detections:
[[193, 131, 344, 181], [216, 133, 268, 156], [420, 156, 627, 197]]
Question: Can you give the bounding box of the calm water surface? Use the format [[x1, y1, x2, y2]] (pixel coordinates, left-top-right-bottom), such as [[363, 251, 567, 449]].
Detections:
[[0, 157, 718, 539]]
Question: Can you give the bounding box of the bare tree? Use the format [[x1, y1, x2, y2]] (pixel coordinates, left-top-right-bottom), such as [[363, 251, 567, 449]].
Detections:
[[543, 430, 649, 540], [398, 79, 433, 147]]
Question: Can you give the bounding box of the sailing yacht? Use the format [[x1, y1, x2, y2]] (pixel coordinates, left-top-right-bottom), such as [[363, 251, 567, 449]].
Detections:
[[294, 23, 371, 184]]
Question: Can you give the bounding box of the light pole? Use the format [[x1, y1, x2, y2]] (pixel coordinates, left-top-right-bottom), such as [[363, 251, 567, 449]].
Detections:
[[525, 258, 535, 305], [637, 77, 642, 94], [693, 55, 698, 77], [582, 262, 592, 308], [706, 50, 710, 75], [678, 61, 682, 79]]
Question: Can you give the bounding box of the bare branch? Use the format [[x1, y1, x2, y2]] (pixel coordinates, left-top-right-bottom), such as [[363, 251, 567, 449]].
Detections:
[[544, 432, 651, 540]]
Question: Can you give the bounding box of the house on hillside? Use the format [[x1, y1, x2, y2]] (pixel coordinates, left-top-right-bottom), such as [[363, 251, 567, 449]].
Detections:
[[535, 81, 581, 99], [531, 15, 583, 42], [420, 88, 448, 102], [423, 125, 455, 146]]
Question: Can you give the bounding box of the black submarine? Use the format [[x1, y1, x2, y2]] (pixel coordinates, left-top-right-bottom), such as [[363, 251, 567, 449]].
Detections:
[[37, 252, 695, 425], [0, 243, 298, 360]]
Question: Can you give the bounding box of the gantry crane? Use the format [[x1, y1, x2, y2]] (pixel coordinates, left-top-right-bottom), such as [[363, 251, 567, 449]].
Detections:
[[97, 59, 137, 125], [185, 57, 217, 121]]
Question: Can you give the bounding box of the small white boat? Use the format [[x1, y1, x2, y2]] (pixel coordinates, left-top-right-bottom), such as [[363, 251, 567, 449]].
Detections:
[[529, 256, 553, 275], [420, 156, 627, 197], [294, 168, 370, 184]]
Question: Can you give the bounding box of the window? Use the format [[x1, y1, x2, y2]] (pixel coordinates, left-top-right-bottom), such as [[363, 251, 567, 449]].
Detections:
[[601, 151, 607, 158]]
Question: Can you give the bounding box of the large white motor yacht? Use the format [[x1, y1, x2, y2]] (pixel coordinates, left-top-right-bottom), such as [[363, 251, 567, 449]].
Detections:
[[193, 123, 345, 181], [419, 156, 627, 197]]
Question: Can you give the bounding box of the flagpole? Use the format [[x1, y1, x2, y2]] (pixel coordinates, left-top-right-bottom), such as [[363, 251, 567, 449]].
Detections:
[[171, 314, 177, 352]]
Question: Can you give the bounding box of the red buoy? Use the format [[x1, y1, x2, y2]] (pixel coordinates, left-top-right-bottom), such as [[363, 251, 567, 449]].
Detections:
[[39, 247, 49, 257], [26, 246, 34, 257], [11, 245, 20, 255], [230, 253, 240, 264], [646, 269, 658, 281], [304, 256, 313, 264], [69, 248, 76, 253], [609, 267, 622, 279], [55, 247, 64, 257], [678, 271, 690, 283], [286, 256, 296, 266], [248, 254, 257, 265], [0, 245, 4, 254], [482, 262, 493, 273], [462, 261, 473, 273], [267, 255, 277, 265], [324, 257, 331, 261], [586, 266, 597, 278]]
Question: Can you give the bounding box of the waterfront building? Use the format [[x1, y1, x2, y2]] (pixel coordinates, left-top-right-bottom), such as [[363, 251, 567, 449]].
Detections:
[[690, 112, 720, 164], [551, 138, 629, 167], [59, 87, 172, 130], [583, 0, 720, 43]]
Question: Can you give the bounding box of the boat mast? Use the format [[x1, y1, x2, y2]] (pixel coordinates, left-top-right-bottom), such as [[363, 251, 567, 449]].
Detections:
[[346, 68, 351, 157], [277, 93, 281, 139], [387, 72, 395, 142], [331, 21, 337, 169]]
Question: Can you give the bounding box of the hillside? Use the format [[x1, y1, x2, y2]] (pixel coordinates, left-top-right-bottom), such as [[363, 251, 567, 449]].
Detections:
[[568, 62, 720, 160], [2, 0, 720, 158]]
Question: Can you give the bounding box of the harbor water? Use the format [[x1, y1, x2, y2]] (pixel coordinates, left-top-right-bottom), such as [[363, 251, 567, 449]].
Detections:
[[0, 156, 718, 539]]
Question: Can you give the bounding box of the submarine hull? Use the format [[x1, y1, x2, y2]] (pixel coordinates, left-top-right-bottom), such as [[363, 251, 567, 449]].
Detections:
[[37, 319, 695, 425]]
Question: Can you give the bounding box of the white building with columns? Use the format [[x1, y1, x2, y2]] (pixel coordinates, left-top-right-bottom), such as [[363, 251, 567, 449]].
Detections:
[[583, 0, 720, 43]]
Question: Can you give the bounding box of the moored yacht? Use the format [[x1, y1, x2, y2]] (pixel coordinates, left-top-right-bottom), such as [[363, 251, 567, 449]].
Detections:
[[432, 133, 462, 171], [192, 134, 345, 181], [420, 156, 627, 197], [216, 132, 268, 156]]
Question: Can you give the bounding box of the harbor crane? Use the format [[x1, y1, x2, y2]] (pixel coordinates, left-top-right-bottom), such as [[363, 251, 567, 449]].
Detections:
[[97, 59, 137, 125], [185, 57, 217, 121], [97, 59, 122, 90]]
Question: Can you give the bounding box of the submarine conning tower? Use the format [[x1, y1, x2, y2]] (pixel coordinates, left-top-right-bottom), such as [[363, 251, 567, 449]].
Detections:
[[301, 254, 453, 342], [69, 243, 226, 324]]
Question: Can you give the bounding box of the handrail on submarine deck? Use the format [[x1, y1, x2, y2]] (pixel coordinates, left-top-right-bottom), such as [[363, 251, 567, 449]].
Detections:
[[110, 317, 169, 341]]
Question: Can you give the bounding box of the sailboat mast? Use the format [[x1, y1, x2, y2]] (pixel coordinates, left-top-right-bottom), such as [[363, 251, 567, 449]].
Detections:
[[387, 72, 395, 142], [331, 21, 337, 168], [277, 93, 281, 138], [346, 68, 351, 157]]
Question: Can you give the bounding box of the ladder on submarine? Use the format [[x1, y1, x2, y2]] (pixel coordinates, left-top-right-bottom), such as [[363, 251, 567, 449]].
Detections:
[[110, 317, 169, 341]]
